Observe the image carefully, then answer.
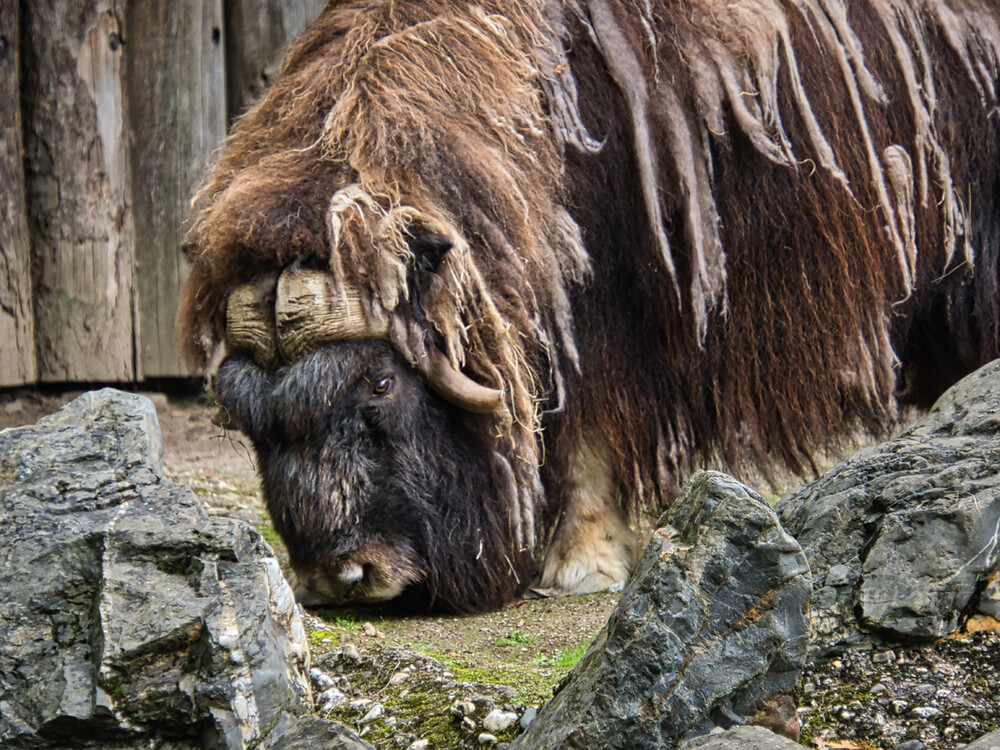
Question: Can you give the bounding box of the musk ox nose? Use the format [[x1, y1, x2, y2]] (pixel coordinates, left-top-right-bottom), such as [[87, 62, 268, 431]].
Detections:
[[290, 563, 362, 606], [338, 562, 365, 588], [289, 546, 424, 606]]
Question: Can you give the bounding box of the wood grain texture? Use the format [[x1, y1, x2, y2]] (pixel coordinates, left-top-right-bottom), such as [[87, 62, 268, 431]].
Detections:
[[0, 0, 36, 386], [223, 0, 327, 122], [21, 0, 136, 382], [126, 0, 226, 377]]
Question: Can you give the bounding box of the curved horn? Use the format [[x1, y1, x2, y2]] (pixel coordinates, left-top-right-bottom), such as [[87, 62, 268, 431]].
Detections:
[[275, 268, 389, 359], [427, 349, 502, 414], [226, 283, 279, 368], [269, 268, 503, 413]]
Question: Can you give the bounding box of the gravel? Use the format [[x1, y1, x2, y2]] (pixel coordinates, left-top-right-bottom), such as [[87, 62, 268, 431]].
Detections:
[[798, 626, 1000, 748]]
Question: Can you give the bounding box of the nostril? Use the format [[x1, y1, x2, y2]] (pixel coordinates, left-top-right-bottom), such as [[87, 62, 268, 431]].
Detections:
[[338, 562, 365, 587]]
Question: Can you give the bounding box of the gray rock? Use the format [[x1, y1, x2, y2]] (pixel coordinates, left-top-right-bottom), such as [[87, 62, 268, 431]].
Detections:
[[265, 713, 373, 749], [483, 709, 517, 733], [977, 571, 1000, 620], [676, 726, 804, 749], [519, 707, 538, 730], [512, 472, 811, 749], [0, 389, 369, 749], [777, 359, 1000, 655], [961, 729, 1000, 749]]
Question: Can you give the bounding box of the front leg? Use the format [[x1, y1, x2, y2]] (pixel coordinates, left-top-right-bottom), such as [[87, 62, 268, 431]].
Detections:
[[534, 432, 637, 596]]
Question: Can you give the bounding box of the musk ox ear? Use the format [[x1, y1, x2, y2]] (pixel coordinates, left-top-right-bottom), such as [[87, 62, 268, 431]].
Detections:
[[403, 233, 502, 414], [410, 233, 453, 274], [212, 355, 276, 439], [405, 232, 453, 319]]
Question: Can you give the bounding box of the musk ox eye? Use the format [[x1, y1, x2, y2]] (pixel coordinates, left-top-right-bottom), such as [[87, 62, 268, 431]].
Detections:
[[373, 375, 393, 395]]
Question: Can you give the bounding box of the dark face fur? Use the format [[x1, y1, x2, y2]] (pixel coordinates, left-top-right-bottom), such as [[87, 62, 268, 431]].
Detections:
[[213, 340, 523, 613]]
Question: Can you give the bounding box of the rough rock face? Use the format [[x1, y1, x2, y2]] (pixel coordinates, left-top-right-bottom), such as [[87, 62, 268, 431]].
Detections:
[[676, 726, 805, 749], [0, 389, 368, 749], [512, 472, 811, 749], [777, 359, 1000, 656], [964, 729, 1000, 749]]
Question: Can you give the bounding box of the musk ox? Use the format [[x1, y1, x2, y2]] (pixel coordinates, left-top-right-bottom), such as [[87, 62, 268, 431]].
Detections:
[[178, 0, 1000, 613]]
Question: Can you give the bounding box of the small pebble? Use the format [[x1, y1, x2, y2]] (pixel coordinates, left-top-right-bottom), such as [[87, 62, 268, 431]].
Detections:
[[520, 706, 538, 730], [872, 650, 896, 664], [3, 399, 24, 415], [310, 668, 336, 689], [890, 700, 909, 715], [483, 709, 518, 733], [342, 644, 362, 662], [317, 687, 347, 710], [389, 671, 409, 685], [871, 683, 888, 695], [478, 733, 498, 746], [362, 703, 383, 722], [911, 706, 942, 718], [462, 717, 477, 732], [913, 683, 935, 698], [895, 741, 925, 750], [408, 741, 430, 750]]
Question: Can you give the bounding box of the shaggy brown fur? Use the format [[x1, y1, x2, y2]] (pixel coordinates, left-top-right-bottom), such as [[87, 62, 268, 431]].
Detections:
[[180, 0, 1000, 609]]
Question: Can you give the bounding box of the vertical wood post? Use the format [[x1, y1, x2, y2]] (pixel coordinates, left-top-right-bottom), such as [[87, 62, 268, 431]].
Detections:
[[223, 0, 327, 122], [21, 0, 136, 382], [0, 0, 36, 386], [9, 0, 321, 385], [126, 0, 227, 377]]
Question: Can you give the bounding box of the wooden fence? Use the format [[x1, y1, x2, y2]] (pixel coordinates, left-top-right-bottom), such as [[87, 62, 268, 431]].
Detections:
[[0, 0, 326, 387]]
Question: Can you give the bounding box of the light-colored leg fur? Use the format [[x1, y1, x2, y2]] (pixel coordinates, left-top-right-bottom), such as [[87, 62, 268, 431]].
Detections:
[[533, 433, 637, 596]]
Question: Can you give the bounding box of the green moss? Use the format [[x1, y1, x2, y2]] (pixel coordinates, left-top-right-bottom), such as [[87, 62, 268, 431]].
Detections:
[[329, 678, 464, 748], [307, 627, 343, 653], [414, 643, 581, 706], [98, 672, 126, 702], [254, 521, 284, 548]]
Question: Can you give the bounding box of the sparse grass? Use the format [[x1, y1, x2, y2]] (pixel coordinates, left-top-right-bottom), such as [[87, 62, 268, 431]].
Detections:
[[330, 613, 360, 630], [495, 629, 539, 646], [552, 641, 590, 670]]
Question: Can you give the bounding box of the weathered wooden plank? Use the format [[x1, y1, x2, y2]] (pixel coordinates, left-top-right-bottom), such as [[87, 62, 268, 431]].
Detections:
[[21, 1, 136, 382], [223, 0, 327, 122], [126, 0, 227, 378], [0, 0, 37, 387]]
